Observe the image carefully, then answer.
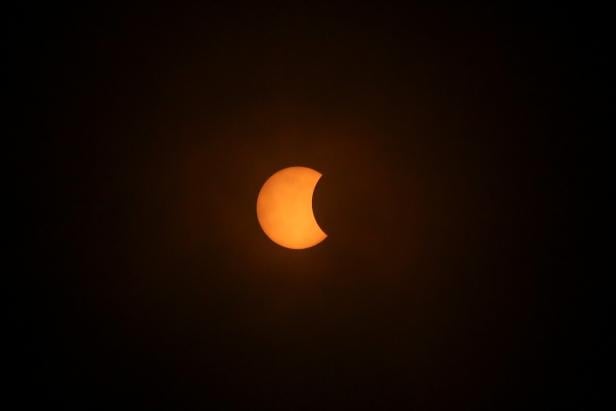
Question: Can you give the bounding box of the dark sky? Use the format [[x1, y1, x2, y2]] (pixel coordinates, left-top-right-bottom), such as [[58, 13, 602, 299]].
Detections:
[[20, 3, 597, 410]]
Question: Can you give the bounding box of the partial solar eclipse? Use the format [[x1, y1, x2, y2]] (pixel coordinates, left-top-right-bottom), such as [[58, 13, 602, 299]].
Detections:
[[256, 166, 327, 250]]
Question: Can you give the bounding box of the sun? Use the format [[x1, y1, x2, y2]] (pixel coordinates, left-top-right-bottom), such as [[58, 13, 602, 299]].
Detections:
[[256, 166, 327, 250]]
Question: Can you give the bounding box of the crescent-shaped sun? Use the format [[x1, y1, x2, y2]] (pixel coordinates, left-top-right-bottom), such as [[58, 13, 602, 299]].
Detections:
[[256, 166, 327, 250]]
